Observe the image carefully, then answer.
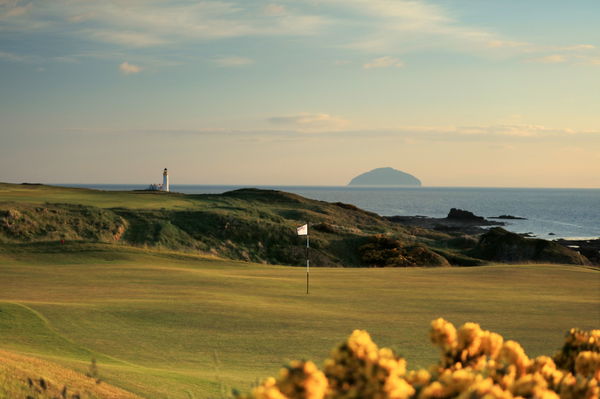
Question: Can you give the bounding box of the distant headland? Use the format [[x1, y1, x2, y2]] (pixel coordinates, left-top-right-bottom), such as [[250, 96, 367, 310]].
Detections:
[[348, 167, 422, 186]]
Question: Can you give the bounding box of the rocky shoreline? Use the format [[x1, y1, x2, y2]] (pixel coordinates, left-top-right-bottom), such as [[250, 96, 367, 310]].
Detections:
[[555, 238, 600, 265], [386, 208, 505, 235], [386, 208, 599, 266]]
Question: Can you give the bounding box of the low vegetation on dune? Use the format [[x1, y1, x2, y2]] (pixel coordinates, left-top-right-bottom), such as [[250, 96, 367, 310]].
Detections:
[[238, 320, 600, 399], [0, 202, 127, 243], [0, 349, 141, 399], [0, 183, 591, 266]]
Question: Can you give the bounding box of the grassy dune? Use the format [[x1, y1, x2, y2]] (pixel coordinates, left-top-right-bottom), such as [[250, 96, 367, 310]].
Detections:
[[0, 245, 598, 398], [0, 349, 142, 399]]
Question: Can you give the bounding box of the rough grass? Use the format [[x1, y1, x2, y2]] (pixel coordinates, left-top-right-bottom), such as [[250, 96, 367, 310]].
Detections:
[[0, 245, 598, 398], [0, 349, 141, 399], [1, 183, 590, 267], [0, 183, 433, 267]]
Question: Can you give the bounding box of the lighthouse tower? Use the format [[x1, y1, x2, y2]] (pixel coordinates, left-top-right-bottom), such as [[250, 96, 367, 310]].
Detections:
[[162, 168, 169, 192]]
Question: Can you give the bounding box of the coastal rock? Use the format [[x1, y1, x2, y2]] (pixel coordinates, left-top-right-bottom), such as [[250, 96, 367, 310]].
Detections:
[[489, 215, 527, 220], [556, 238, 600, 265], [471, 227, 590, 265], [447, 208, 485, 222], [348, 167, 421, 186], [386, 209, 503, 236]]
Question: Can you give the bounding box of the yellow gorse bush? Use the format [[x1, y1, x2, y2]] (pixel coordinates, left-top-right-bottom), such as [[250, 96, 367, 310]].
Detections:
[[238, 320, 600, 399]]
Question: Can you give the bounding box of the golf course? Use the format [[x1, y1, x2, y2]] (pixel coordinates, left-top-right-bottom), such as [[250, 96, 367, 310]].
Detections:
[[0, 243, 598, 398], [0, 184, 598, 398]]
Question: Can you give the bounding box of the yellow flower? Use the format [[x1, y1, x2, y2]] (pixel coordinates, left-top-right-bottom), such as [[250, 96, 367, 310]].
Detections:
[[457, 322, 483, 360], [324, 329, 413, 399], [481, 332, 504, 359], [252, 378, 289, 399], [430, 318, 457, 353], [499, 341, 530, 376], [236, 323, 600, 399], [575, 351, 600, 380]]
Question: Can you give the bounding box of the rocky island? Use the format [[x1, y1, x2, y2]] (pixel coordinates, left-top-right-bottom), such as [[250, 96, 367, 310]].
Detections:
[[348, 167, 422, 186]]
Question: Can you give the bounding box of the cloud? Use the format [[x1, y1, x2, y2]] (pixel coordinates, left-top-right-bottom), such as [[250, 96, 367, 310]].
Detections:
[[264, 4, 286, 16], [521, 44, 598, 66], [486, 40, 527, 48], [528, 54, 567, 64], [0, 0, 31, 18], [363, 56, 403, 69], [119, 61, 142, 74], [73, 2, 325, 40], [268, 113, 349, 131], [0, 0, 329, 66], [335, 0, 525, 56], [456, 124, 579, 137], [0, 50, 28, 62], [213, 56, 254, 67], [65, 123, 599, 147], [1, 0, 598, 70], [92, 31, 168, 48], [560, 44, 595, 51], [68, 12, 96, 23]]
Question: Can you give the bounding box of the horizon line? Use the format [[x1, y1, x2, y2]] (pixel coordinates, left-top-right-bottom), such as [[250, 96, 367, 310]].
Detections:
[[3, 182, 598, 190]]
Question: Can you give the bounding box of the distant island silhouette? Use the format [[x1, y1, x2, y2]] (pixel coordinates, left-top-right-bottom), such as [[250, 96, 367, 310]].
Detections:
[[348, 167, 422, 186]]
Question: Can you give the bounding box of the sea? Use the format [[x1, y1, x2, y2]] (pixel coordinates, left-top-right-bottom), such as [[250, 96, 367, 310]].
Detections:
[[62, 184, 600, 240]]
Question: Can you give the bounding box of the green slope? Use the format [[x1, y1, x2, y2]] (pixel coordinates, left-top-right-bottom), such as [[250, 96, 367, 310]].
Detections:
[[1, 183, 591, 267], [0, 247, 598, 398], [0, 183, 457, 267]]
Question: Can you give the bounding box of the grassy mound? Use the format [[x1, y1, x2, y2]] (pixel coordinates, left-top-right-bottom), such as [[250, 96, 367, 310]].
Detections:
[[0, 349, 141, 399], [0, 203, 126, 243], [1, 183, 591, 267], [0, 183, 453, 267]]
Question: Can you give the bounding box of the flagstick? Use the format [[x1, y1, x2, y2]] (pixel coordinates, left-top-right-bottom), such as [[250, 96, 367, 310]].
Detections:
[[306, 228, 310, 295]]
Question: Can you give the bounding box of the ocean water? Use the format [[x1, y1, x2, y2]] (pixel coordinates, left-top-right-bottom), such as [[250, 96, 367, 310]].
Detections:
[[63, 184, 600, 240]]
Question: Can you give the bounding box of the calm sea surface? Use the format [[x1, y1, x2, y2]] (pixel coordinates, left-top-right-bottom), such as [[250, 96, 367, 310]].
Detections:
[[62, 184, 600, 240]]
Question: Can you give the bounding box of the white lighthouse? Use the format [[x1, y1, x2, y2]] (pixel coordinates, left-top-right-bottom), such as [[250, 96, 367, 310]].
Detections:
[[162, 168, 169, 192]]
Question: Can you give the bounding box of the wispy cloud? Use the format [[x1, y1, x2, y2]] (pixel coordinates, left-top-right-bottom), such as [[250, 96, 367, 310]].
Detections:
[[486, 40, 528, 49], [565, 44, 595, 51], [363, 56, 403, 69], [335, 0, 523, 55], [213, 56, 254, 67], [524, 44, 599, 66], [119, 61, 142, 75], [65, 123, 600, 144], [268, 112, 349, 131], [0, 1, 330, 66], [528, 54, 567, 64], [1, 0, 598, 70], [0, 0, 32, 18], [263, 4, 286, 16], [0, 50, 29, 62], [92, 31, 168, 48], [2, 1, 327, 40], [585, 58, 600, 66]]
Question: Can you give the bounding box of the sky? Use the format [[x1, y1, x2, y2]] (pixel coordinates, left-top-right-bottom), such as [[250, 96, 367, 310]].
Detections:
[[1, 0, 599, 187]]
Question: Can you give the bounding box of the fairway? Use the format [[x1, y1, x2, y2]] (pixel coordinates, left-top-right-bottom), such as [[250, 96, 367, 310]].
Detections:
[[0, 246, 598, 398]]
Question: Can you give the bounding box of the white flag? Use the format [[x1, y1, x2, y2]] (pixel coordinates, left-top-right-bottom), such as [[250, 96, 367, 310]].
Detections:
[[297, 224, 308, 236]]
